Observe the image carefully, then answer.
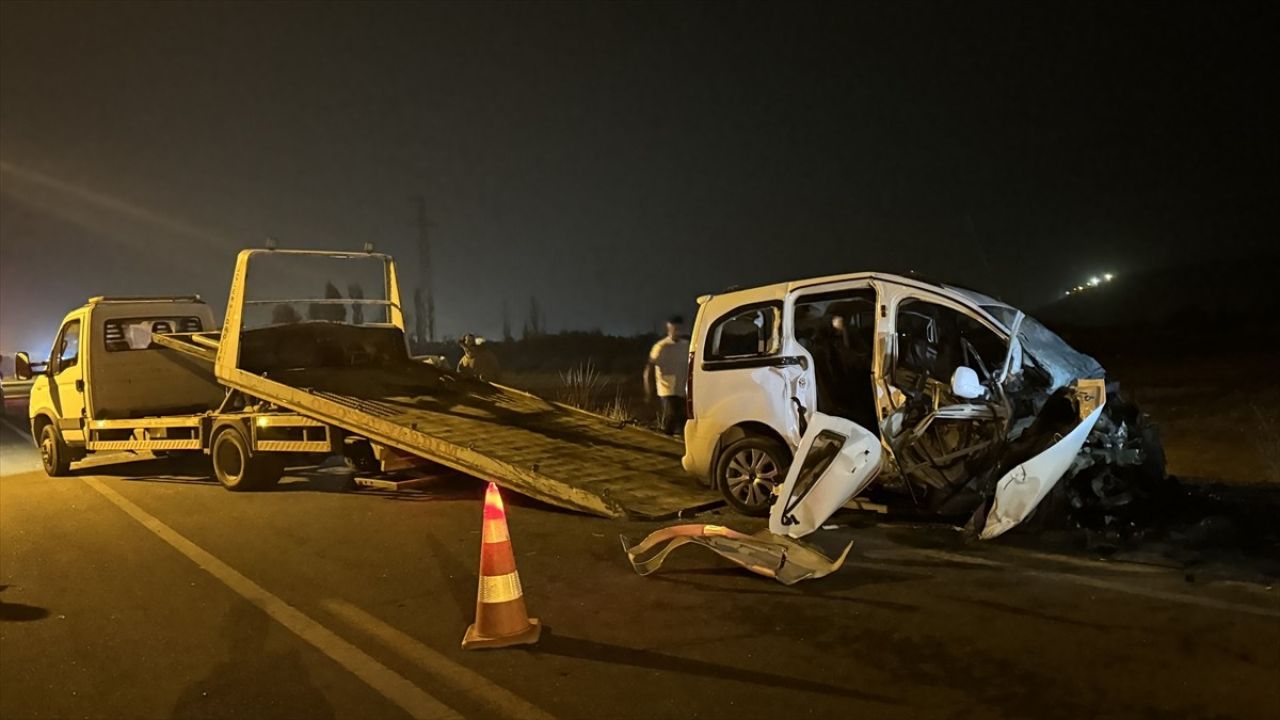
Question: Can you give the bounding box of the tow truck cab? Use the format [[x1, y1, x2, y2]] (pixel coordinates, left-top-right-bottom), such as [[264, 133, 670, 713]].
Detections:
[[22, 296, 224, 473]]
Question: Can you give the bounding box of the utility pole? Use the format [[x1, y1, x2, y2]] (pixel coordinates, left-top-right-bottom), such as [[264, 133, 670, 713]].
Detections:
[[414, 195, 435, 349]]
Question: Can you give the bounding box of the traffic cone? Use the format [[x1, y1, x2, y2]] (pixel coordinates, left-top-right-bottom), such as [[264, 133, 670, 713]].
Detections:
[[462, 482, 541, 650]]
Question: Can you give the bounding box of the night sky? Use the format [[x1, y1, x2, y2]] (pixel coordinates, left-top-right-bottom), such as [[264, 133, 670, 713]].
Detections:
[[2, 1, 1275, 352]]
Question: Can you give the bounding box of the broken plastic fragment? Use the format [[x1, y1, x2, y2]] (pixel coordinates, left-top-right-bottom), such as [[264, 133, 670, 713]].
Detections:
[[620, 524, 852, 585]]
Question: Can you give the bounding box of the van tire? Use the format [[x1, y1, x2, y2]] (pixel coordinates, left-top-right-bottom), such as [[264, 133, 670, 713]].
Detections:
[[39, 423, 72, 477], [716, 435, 789, 517], [211, 426, 284, 491]]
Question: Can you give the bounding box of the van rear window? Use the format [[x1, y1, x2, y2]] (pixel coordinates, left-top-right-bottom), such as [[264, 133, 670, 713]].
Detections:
[[104, 317, 203, 351], [705, 303, 781, 360]]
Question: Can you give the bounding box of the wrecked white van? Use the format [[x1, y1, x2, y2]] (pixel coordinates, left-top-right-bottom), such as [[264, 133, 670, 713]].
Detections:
[[682, 272, 1162, 539]]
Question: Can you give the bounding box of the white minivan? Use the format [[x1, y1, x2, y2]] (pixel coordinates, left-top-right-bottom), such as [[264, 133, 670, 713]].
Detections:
[[682, 272, 1153, 538]]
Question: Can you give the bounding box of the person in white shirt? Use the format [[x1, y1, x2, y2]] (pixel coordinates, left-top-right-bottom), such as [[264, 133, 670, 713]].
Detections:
[[643, 315, 690, 436]]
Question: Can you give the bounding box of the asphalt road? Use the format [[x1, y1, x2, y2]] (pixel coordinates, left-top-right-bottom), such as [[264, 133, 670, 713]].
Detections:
[[2, 418, 1278, 720]]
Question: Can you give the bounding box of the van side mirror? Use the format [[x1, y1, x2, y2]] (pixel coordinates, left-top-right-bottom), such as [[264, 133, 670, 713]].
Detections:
[[950, 366, 984, 400], [14, 352, 32, 380]]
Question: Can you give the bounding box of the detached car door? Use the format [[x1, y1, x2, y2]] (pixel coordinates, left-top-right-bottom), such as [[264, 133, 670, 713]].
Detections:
[[769, 411, 882, 537]]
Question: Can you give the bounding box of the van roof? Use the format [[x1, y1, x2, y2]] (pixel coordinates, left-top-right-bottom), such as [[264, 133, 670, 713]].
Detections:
[[706, 271, 933, 302], [698, 271, 1020, 324]]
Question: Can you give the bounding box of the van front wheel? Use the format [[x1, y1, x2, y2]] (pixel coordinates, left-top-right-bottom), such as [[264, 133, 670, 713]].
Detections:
[[716, 435, 789, 517]]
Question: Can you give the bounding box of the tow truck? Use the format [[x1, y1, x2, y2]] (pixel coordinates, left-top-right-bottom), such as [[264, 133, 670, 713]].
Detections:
[[16, 248, 716, 519]]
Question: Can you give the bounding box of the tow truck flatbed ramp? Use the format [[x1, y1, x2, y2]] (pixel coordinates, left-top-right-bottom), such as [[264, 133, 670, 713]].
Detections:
[[153, 331, 718, 519], [154, 331, 221, 363]]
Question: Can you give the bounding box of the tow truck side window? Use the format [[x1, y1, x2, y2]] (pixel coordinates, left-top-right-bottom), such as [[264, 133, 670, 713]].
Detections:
[[704, 304, 781, 361], [53, 320, 81, 373], [104, 317, 203, 352]]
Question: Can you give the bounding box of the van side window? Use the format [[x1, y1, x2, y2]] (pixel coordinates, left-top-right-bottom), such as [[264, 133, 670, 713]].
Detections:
[[894, 299, 1004, 383], [705, 304, 780, 360], [54, 320, 81, 373]]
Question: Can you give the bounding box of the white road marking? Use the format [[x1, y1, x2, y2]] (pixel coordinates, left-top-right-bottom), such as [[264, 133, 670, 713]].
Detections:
[[889, 547, 1280, 619], [80, 476, 464, 720], [323, 599, 556, 720], [1, 416, 32, 440], [841, 559, 932, 576], [898, 548, 1007, 568], [1000, 546, 1164, 573], [1027, 571, 1280, 619]]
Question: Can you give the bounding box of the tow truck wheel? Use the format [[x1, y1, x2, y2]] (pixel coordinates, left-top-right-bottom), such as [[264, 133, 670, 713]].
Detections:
[[39, 423, 72, 477], [716, 435, 789, 517], [212, 426, 283, 491]]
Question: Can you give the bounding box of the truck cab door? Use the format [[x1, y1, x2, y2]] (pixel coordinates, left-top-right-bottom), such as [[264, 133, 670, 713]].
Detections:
[[49, 316, 87, 443]]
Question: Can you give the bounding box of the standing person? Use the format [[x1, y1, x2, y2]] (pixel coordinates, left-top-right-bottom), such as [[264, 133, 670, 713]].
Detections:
[[457, 334, 502, 382], [643, 315, 690, 436]]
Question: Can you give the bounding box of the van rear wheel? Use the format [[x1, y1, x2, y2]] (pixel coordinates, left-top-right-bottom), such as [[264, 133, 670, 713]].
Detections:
[[212, 426, 283, 491], [716, 435, 789, 517]]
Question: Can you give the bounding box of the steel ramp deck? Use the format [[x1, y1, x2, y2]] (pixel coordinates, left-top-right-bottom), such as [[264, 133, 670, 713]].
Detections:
[[152, 332, 719, 519], [257, 365, 719, 519]]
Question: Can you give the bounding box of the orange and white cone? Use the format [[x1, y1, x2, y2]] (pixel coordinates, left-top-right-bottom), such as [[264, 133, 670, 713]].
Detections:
[[462, 482, 541, 650]]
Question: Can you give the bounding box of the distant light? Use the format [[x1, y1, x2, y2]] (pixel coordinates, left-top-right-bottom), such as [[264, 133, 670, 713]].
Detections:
[[1089, 276, 1101, 286], [1104, 273, 1115, 281]]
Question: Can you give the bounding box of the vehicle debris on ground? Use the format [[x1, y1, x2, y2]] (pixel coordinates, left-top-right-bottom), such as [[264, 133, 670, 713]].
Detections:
[[621, 524, 852, 585]]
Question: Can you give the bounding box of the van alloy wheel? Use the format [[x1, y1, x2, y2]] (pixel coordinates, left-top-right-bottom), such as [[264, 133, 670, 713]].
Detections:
[[725, 448, 780, 507], [717, 436, 789, 516]]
